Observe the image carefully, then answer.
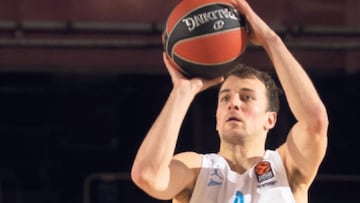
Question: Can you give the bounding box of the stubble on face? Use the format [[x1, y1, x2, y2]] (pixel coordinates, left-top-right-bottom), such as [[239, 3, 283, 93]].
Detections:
[[216, 76, 269, 145]]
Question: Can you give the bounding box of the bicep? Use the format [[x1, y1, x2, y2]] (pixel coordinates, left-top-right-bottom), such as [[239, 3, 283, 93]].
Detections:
[[279, 122, 328, 185]]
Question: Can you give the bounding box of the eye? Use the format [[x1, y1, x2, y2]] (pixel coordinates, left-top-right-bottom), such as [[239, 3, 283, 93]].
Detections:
[[240, 95, 254, 102], [220, 94, 230, 102]]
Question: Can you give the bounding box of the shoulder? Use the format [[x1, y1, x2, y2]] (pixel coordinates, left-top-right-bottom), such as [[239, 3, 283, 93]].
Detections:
[[265, 149, 282, 161], [174, 152, 225, 168], [264, 149, 289, 175], [172, 152, 204, 181], [173, 151, 203, 168], [172, 152, 203, 202]]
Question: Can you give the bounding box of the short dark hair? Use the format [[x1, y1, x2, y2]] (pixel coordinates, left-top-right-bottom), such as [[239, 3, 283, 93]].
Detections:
[[222, 64, 281, 112]]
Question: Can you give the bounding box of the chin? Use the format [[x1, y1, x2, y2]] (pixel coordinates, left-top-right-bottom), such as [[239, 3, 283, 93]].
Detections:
[[221, 133, 245, 144]]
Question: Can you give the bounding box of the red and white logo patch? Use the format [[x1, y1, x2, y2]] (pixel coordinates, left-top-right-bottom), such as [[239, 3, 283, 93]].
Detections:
[[255, 161, 274, 183]]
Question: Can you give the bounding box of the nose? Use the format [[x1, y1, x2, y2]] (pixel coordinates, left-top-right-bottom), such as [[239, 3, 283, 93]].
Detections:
[[228, 93, 240, 110]]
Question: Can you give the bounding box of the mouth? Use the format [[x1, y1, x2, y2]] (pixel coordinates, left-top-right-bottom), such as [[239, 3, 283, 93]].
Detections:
[[226, 116, 242, 122]]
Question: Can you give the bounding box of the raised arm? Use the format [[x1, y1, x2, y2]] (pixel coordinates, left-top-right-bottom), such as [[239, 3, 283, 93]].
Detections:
[[233, 0, 328, 189], [131, 53, 223, 200]]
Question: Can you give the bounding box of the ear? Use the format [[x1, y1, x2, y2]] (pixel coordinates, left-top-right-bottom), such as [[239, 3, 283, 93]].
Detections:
[[264, 111, 277, 130], [215, 112, 219, 132]]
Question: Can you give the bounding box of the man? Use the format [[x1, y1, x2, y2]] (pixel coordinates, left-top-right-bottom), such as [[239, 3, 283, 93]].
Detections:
[[131, 0, 328, 202]]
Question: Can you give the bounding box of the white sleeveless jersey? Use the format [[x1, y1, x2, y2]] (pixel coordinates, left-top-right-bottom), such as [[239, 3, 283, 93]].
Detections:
[[189, 150, 296, 203]]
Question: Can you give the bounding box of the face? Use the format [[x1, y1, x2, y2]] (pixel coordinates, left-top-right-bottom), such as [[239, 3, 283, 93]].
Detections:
[[216, 75, 277, 143]]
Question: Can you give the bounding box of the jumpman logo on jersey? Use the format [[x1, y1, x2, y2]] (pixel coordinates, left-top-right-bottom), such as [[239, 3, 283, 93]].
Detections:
[[210, 169, 224, 179], [207, 169, 224, 186]]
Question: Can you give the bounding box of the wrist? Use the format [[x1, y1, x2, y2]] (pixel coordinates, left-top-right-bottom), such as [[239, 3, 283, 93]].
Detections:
[[262, 31, 282, 50], [172, 82, 199, 99]]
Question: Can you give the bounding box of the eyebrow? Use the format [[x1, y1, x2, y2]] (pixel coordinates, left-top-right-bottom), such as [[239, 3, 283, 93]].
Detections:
[[219, 88, 256, 95]]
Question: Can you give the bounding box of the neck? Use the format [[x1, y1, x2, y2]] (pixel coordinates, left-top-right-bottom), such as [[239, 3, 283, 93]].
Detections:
[[218, 143, 265, 174]]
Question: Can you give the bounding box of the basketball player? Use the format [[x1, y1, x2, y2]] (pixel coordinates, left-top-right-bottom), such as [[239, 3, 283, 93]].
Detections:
[[131, 0, 328, 202]]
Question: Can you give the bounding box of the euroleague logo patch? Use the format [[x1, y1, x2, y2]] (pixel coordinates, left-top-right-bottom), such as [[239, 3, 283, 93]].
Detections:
[[255, 161, 274, 183]]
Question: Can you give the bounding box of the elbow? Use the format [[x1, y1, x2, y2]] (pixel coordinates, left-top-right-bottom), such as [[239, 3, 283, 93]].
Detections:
[[131, 164, 143, 188], [131, 163, 154, 191], [309, 104, 329, 135], [131, 163, 170, 198], [317, 104, 329, 130]]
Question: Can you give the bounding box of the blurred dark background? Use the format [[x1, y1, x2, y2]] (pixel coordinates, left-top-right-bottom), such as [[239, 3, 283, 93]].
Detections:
[[0, 0, 359, 202]]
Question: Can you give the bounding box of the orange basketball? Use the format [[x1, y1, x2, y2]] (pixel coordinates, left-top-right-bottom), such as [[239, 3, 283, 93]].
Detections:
[[163, 0, 248, 79]]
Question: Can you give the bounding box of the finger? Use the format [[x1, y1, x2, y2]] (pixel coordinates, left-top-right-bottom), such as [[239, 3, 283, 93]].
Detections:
[[233, 0, 251, 15], [163, 53, 181, 77], [202, 76, 224, 91]]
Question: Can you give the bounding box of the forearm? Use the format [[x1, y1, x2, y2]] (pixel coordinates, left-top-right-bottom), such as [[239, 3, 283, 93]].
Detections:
[[131, 86, 197, 190], [233, 0, 327, 122], [263, 35, 328, 126]]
